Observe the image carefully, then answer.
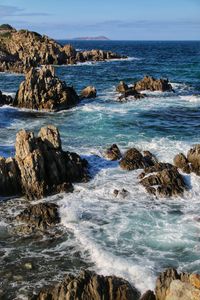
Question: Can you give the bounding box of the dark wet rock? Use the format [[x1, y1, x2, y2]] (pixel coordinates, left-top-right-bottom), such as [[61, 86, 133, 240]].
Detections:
[[0, 157, 21, 196], [0, 125, 88, 200], [113, 188, 129, 198], [80, 86, 97, 99], [116, 81, 145, 101], [14, 66, 79, 111], [187, 144, 200, 175], [140, 163, 187, 197], [140, 290, 156, 300], [15, 203, 60, 233], [31, 269, 140, 300], [173, 153, 190, 174], [133, 76, 173, 92], [120, 148, 156, 171], [105, 144, 122, 160], [0, 90, 13, 106]]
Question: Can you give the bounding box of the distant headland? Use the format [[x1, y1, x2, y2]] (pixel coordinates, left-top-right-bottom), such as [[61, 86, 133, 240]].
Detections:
[[73, 36, 110, 41]]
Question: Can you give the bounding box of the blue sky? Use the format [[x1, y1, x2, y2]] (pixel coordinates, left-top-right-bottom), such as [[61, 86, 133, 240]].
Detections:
[[0, 0, 199, 40]]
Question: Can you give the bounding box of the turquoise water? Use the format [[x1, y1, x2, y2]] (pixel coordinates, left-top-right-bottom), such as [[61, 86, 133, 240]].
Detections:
[[0, 41, 200, 299]]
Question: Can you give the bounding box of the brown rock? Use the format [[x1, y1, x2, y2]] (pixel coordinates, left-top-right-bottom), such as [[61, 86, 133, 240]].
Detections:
[[80, 86, 97, 99], [133, 76, 173, 92], [165, 280, 200, 300], [120, 148, 156, 171], [187, 145, 200, 175], [116, 81, 129, 93], [173, 153, 190, 174], [105, 144, 122, 160], [189, 274, 200, 289], [155, 268, 180, 300], [31, 270, 140, 300], [14, 66, 79, 111], [116, 81, 145, 101], [140, 290, 156, 300]]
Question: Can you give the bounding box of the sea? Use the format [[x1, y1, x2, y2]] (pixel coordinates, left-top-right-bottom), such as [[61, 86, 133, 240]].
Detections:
[[0, 40, 200, 299]]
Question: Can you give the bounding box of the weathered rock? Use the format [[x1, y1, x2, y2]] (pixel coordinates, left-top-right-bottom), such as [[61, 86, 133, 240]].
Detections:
[[113, 188, 129, 198], [133, 76, 173, 92], [173, 153, 190, 174], [120, 149, 156, 171], [116, 81, 129, 93], [31, 269, 140, 300], [140, 290, 156, 300], [15, 203, 60, 233], [80, 86, 97, 99], [14, 66, 79, 111], [140, 163, 186, 197], [0, 157, 21, 196], [105, 144, 122, 160], [0, 90, 13, 106], [187, 144, 200, 175], [155, 268, 180, 300], [116, 81, 145, 101], [165, 280, 200, 300], [79, 49, 126, 62]]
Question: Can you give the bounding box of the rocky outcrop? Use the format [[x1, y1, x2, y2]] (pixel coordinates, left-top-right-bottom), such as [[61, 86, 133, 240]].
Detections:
[[105, 144, 122, 160], [120, 148, 157, 171], [80, 86, 97, 99], [139, 163, 186, 197], [0, 25, 126, 73], [174, 145, 200, 176], [140, 290, 156, 300], [0, 125, 88, 200], [133, 76, 173, 92], [0, 90, 13, 106], [31, 270, 140, 300], [173, 153, 191, 174], [116, 81, 145, 101], [15, 203, 60, 234], [14, 66, 79, 111]]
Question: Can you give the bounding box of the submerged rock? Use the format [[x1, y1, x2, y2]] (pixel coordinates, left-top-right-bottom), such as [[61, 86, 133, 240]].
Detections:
[[0, 125, 88, 200], [105, 144, 122, 160], [31, 269, 140, 300], [80, 86, 97, 99], [133, 76, 173, 92], [14, 66, 79, 111]]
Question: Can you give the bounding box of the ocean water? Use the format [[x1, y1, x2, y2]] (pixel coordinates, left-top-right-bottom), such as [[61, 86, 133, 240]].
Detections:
[[0, 41, 200, 299]]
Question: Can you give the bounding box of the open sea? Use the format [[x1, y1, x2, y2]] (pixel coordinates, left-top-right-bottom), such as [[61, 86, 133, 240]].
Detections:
[[0, 40, 200, 299]]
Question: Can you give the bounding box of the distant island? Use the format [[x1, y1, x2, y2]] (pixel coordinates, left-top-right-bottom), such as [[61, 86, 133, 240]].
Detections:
[[73, 36, 110, 41]]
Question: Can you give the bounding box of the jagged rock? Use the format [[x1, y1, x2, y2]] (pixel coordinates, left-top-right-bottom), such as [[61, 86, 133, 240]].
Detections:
[[140, 290, 156, 300], [80, 86, 97, 99], [173, 153, 190, 174], [15, 203, 60, 233], [14, 66, 79, 111], [31, 269, 140, 300], [113, 188, 129, 198], [79, 49, 126, 62], [187, 144, 200, 175], [140, 163, 186, 197], [165, 280, 200, 300], [0, 157, 21, 196], [133, 76, 173, 92], [105, 144, 122, 160], [116, 81, 145, 101], [62, 44, 77, 58], [0, 125, 88, 200], [116, 81, 129, 93], [120, 149, 156, 171], [0, 90, 13, 106], [155, 268, 180, 300]]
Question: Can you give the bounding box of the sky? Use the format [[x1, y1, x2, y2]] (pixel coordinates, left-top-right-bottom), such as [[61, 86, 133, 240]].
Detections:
[[0, 0, 199, 40]]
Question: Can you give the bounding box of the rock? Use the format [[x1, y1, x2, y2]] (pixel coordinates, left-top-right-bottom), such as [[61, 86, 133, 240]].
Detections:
[[165, 280, 200, 300], [116, 81, 145, 101], [24, 262, 33, 270], [189, 274, 200, 289], [62, 44, 77, 58], [133, 76, 173, 92], [15, 203, 60, 233], [187, 144, 200, 175], [0, 90, 13, 106], [140, 163, 186, 197], [116, 81, 129, 93], [155, 268, 180, 300], [120, 149, 156, 171], [79, 49, 126, 62], [14, 66, 79, 111], [0, 157, 21, 196], [173, 153, 190, 174], [113, 188, 129, 198], [140, 290, 156, 300], [105, 144, 122, 160], [31, 269, 140, 300], [80, 86, 97, 99]]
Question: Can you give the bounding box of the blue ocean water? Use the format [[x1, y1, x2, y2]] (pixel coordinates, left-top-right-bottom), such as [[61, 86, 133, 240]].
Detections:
[[0, 41, 200, 298]]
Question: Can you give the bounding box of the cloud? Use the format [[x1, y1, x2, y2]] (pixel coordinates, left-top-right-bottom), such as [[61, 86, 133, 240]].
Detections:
[[0, 5, 50, 18]]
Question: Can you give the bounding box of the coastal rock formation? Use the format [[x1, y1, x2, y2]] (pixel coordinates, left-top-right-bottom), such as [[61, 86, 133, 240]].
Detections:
[[174, 145, 200, 175], [139, 163, 186, 197], [0, 125, 88, 200], [0, 90, 13, 106], [15, 203, 60, 233], [31, 270, 140, 300], [105, 144, 122, 160], [116, 81, 145, 100], [140, 290, 156, 300], [80, 86, 97, 99], [133, 76, 173, 92], [14, 66, 79, 111], [0, 25, 126, 73], [173, 153, 191, 174], [120, 148, 157, 170]]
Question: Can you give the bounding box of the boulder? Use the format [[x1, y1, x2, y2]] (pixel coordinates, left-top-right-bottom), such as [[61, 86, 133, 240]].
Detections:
[[105, 144, 122, 160], [116, 81, 145, 101], [80, 86, 97, 99], [0, 90, 13, 106], [116, 81, 129, 93], [31, 269, 140, 300], [0, 157, 21, 196], [187, 144, 200, 175], [15, 203, 60, 233], [140, 290, 156, 300], [14, 66, 79, 111], [133, 76, 173, 92], [140, 163, 186, 197], [120, 149, 156, 171], [173, 153, 190, 174]]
